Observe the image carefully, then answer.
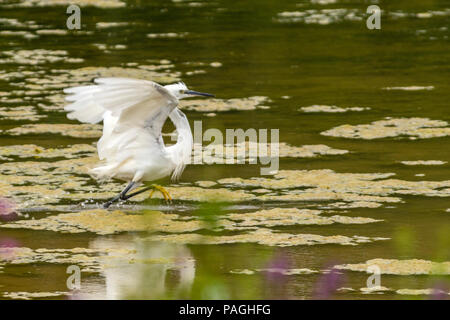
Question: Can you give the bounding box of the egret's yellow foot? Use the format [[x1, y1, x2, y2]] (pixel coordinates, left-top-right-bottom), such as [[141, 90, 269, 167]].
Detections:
[[148, 184, 172, 203]]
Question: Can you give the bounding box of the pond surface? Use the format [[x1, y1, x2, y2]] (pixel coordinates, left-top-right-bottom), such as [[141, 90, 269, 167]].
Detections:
[[0, 0, 449, 299]]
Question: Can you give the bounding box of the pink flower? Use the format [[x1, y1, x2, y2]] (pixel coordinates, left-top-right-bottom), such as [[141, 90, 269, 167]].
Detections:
[[0, 197, 18, 221], [313, 261, 346, 299], [429, 282, 450, 300], [263, 252, 290, 299], [0, 237, 21, 260]]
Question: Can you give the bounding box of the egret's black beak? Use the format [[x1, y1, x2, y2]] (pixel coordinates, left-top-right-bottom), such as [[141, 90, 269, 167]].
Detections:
[[185, 90, 215, 97]]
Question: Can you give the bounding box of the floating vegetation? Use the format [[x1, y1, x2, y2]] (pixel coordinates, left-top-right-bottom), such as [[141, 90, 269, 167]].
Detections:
[[6, 123, 102, 138], [35, 29, 69, 36], [401, 160, 447, 166], [0, 152, 448, 208], [1, 0, 125, 8], [180, 96, 270, 112], [276, 9, 363, 24], [300, 105, 370, 113], [0, 30, 38, 39], [149, 228, 388, 247], [96, 22, 129, 29], [277, 8, 450, 25], [359, 286, 392, 294], [1, 207, 381, 236], [0, 17, 41, 29], [0, 156, 117, 207], [338, 286, 450, 296], [147, 32, 189, 38], [321, 118, 450, 140], [0, 106, 46, 121], [334, 259, 450, 275], [0, 144, 96, 160], [2, 208, 235, 235], [382, 86, 435, 91], [194, 142, 348, 163], [0, 49, 83, 65], [216, 169, 450, 205], [390, 10, 450, 20], [395, 288, 449, 296], [92, 43, 127, 52], [230, 268, 318, 275], [222, 208, 381, 229], [310, 0, 337, 4], [0, 247, 107, 271], [2, 291, 67, 300]]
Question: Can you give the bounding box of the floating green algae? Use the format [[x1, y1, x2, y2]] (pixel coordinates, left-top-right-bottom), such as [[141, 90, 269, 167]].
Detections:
[[321, 118, 450, 140], [6, 124, 102, 138], [180, 96, 270, 112], [148, 228, 388, 247], [0, 144, 96, 160], [300, 105, 369, 113], [1, 207, 381, 235], [1, 0, 126, 8], [334, 258, 450, 275]]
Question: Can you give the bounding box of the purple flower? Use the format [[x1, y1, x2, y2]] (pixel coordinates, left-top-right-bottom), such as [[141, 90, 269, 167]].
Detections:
[[429, 282, 450, 300], [313, 262, 346, 299], [264, 253, 290, 282], [0, 197, 19, 222], [0, 237, 21, 260], [262, 252, 291, 299]]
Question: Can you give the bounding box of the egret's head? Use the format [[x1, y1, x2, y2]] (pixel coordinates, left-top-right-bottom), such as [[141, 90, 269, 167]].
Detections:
[[165, 82, 214, 100]]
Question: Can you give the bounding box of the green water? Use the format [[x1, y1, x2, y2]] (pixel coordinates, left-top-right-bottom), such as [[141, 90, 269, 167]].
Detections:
[[0, 0, 449, 299]]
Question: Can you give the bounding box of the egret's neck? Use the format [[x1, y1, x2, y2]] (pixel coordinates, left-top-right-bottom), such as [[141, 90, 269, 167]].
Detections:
[[166, 109, 193, 179]]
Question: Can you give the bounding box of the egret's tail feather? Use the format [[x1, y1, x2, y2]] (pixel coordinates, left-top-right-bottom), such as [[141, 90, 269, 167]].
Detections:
[[89, 164, 118, 180]]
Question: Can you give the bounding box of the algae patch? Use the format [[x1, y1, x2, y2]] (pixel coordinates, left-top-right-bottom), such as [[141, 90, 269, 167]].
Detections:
[[149, 228, 388, 247], [382, 86, 434, 91], [2, 291, 67, 300], [179, 96, 270, 112], [321, 118, 450, 140], [6, 124, 102, 138], [300, 105, 369, 113], [334, 258, 450, 275], [400, 160, 447, 166], [0, 144, 96, 160], [0, 106, 46, 121], [1, 0, 125, 8], [230, 268, 318, 275], [1, 207, 381, 235], [194, 142, 348, 163]]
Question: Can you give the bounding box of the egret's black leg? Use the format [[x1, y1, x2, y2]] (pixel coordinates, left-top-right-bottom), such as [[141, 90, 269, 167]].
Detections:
[[121, 186, 153, 200], [103, 181, 136, 208]]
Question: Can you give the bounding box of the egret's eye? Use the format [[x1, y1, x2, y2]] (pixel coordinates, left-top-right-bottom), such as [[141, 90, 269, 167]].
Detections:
[[180, 90, 185, 94]]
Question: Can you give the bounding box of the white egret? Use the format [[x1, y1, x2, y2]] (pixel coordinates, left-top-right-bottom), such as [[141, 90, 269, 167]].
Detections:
[[63, 78, 214, 208]]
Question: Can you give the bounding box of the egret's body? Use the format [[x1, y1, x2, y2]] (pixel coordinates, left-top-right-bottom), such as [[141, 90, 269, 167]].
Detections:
[[64, 78, 213, 207]]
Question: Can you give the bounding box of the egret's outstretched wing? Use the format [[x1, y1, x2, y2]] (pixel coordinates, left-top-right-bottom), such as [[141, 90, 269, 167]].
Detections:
[[64, 77, 176, 124]]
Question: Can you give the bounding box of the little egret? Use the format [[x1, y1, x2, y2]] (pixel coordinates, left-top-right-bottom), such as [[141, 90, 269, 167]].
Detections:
[[63, 78, 214, 208]]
